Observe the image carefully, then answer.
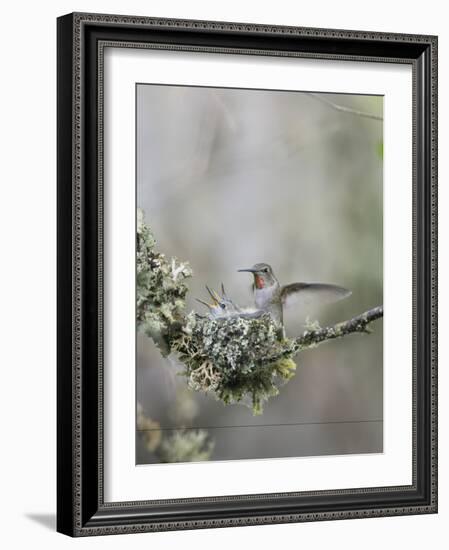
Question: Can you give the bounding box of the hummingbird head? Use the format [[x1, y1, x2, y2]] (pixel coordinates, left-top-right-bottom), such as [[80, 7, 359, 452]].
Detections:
[[238, 263, 278, 289]]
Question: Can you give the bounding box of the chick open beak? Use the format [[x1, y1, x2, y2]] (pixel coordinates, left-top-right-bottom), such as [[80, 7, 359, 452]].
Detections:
[[195, 298, 213, 310], [205, 285, 221, 304]]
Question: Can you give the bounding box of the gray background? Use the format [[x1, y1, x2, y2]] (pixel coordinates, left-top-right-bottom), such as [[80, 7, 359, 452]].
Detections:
[[136, 84, 383, 463]]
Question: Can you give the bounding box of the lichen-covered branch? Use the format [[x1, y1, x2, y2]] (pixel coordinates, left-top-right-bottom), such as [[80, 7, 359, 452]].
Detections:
[[264, 307, 383, 365], [137, 209, 192, 356], [137, 211, 383, 415], [294, 306, 383, 348], [295, 306, 384, 344]]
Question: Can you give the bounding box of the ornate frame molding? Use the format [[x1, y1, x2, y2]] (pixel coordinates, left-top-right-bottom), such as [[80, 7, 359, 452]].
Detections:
[[57, 12, 437, 536]]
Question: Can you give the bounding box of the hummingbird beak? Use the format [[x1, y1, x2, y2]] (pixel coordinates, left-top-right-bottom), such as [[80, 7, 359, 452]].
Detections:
[[196, 298, 213, 310], [205, 285, 220, 305], [238, 268, 257, 273]]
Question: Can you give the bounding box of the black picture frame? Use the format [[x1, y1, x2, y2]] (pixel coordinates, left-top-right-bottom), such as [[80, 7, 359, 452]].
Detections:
[[57, 12, 438, 536]]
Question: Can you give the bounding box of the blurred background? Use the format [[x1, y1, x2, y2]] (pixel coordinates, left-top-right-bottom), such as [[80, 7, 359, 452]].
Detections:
[[136, 84, 383, 464]]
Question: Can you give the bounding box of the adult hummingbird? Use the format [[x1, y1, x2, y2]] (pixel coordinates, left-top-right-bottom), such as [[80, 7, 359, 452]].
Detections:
[[238, 263, 351, 327]]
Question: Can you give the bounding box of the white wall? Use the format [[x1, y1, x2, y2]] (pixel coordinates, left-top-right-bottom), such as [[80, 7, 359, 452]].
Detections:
[[0, 1, 446, 548]]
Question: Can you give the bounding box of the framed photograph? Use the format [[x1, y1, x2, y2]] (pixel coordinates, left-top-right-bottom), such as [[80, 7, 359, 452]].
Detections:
[[57, 12, 438, 536]]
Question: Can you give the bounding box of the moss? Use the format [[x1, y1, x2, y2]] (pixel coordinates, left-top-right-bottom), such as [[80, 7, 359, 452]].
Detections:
[[273, 357, 297, 380]]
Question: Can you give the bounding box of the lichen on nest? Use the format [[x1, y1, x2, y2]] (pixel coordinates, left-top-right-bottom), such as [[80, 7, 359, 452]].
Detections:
[[172, 312, 296, 415]]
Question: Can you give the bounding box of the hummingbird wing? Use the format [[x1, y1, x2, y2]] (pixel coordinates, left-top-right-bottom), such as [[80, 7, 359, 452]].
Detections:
[[281, 283, 351, 309]]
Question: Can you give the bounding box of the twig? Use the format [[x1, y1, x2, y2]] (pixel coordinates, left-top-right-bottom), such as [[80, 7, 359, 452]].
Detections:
[[266, 306, 383, 363], [293, 305, 383, 351], [306, 92, 383, 122]]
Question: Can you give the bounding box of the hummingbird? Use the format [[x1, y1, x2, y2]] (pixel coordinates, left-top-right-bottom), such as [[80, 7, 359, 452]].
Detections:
[[238, 263, 351, 327]]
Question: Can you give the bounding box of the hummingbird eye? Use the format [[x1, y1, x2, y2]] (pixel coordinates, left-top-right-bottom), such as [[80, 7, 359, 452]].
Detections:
[[220, 303, 226, 309], [263, 268, 269, 273]]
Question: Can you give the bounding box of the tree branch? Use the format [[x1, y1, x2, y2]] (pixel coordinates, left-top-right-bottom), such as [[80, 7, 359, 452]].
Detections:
[[306, 92, 383, 122], [293, 305, 383, 351], [265, 306, 383, 365]]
